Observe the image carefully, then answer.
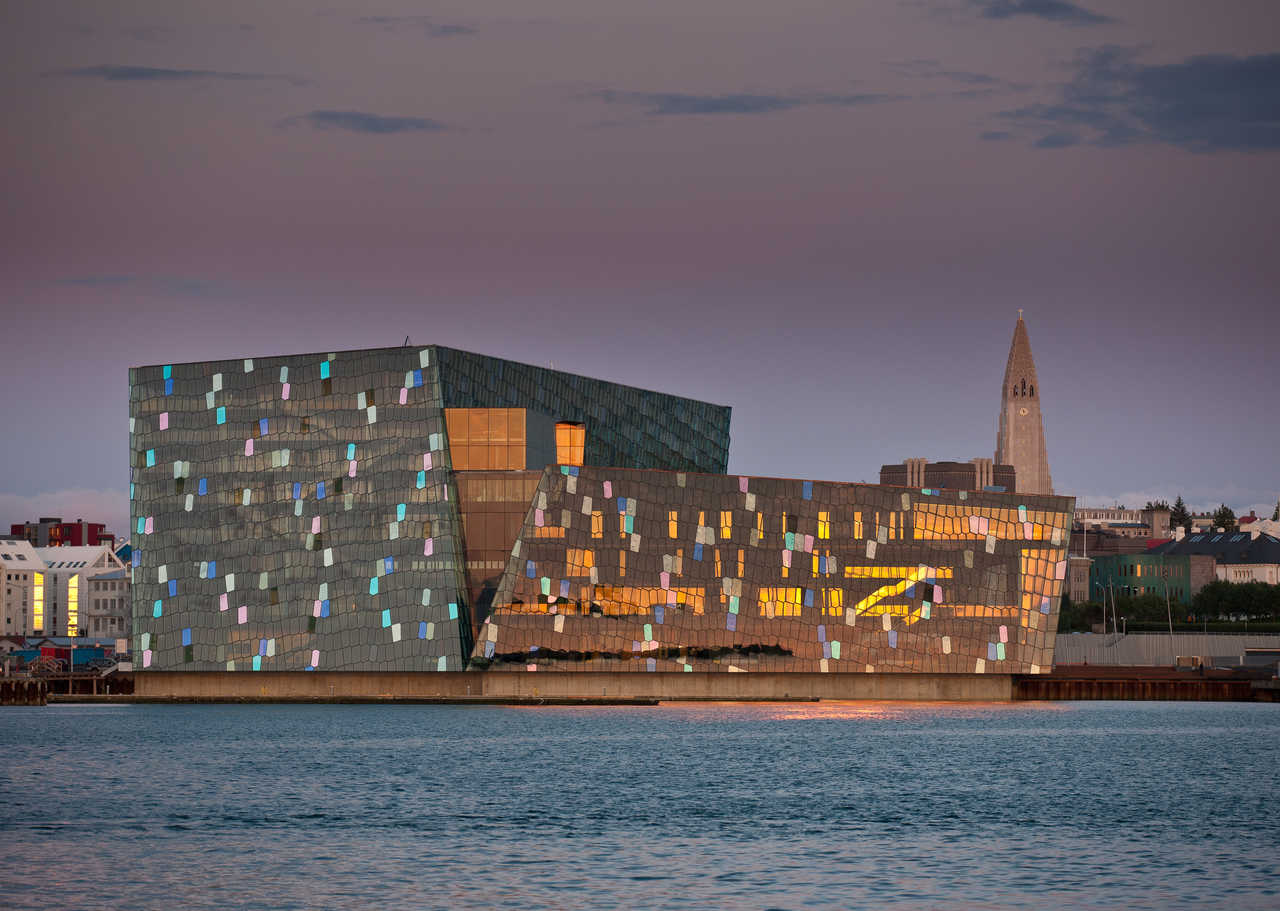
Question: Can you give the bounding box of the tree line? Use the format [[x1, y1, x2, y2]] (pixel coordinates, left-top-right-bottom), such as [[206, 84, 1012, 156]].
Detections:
[[1058, 580, 1280, 632]]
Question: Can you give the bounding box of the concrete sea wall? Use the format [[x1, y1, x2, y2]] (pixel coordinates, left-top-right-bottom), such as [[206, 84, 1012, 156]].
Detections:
[[134, 670, 1014, 702]]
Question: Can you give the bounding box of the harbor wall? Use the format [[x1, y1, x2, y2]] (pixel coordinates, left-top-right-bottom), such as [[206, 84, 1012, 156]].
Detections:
[[1054, 633, 1280, 666], [133, 671, 1015, 702]]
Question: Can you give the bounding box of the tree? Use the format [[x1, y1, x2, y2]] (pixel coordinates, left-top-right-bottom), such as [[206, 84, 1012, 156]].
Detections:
[[1170, 495, 1192, 533], [1211, 504, 1237, 531], [1144, 499, 1171, 511]]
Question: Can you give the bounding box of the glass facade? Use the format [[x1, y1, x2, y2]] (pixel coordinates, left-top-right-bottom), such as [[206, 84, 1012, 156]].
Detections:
[[129, 345, 732, 672], [474, 468, 1072, 674], [130, 342, 1072, 676]]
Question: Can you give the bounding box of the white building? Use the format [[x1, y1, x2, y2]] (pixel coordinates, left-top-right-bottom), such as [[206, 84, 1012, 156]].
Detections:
[[1, 539, 47, 636], [82, 567, 131, 638], [1075, 507, 1171, 539], [32, 545, 126, 637]]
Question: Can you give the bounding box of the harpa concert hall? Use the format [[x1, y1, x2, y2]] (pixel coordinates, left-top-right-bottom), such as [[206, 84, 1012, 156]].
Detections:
[[129, 336, 1073, 699]]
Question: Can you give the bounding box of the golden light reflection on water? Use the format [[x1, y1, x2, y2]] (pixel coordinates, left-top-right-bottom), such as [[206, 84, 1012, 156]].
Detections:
[[513, 699, 1072, 722], [661, 699, 1071, 722]]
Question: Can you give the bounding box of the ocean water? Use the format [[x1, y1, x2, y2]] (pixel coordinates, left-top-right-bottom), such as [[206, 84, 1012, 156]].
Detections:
[[1, 701, 1278, 910]]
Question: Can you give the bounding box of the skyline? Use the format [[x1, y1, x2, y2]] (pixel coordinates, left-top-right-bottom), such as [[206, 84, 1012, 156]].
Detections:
[[2, 1, 1277, 535]]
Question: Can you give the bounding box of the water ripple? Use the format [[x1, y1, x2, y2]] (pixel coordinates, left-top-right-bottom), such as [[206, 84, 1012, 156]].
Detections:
[[1, 701, 1278, 909]]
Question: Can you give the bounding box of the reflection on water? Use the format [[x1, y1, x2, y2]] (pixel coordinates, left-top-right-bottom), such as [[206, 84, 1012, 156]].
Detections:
[[1, 701, 1278, 909]]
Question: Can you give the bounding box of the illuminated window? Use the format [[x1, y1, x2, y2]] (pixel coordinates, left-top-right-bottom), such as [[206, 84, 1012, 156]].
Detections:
[[737, 548, 745, 576], [618, 550, 626, 578], [854, 511, 863, 539], [591, 511, 604, 539], [822, 588, 844, 616], [592, 586, 704, 615], [32, 572, 43, 632], [566, 549, 595, 574], [555, 422, 585, 466], [759, 587, 803, 617], [818, 511, 830, 539], [67, 573, 78, 637], [446, 408, 526, 470], [668, 510, 679, 539], [720, 510, 732, 539]]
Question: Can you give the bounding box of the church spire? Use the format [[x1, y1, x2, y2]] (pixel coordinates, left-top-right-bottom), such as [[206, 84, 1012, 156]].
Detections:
[[995, 314, 1053, 495]]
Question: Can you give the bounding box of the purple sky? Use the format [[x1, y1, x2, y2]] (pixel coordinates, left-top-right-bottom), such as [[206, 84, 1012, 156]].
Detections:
[[3, 1, 1278, 537]]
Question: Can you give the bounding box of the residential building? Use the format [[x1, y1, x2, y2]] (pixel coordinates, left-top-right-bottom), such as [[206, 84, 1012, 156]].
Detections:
[[1, 539, 47, 636], [1074, 507, 1171, 539], [1148, 532, 1280, 585], [32, 545, 127, 637], [83, 568, 130, 638], [9, 517, 115, 548]]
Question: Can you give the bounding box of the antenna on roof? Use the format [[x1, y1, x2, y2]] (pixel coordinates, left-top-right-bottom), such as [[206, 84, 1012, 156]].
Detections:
[[404, 335, 411, 346]]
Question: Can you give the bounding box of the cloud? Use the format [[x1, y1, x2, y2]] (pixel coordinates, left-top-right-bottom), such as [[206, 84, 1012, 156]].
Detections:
[[999, 47, 1280, 151], [355, 16, 476, 37], [288, 110, 451, 134], [593, 90, 904, 117], [887, 59, 1002, 85], [48, 64, 278, 82], [980, 130, 1013, 141], [971, 0, 1113, 25]]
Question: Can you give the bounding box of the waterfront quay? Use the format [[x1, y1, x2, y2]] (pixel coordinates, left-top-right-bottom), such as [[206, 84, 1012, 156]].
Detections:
[[8, 666, 1277, 704]]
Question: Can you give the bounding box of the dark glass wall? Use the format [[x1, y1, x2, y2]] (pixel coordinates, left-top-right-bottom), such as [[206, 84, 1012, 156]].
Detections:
[[436, 347, 731, 474], [129, 347, 471, 671]]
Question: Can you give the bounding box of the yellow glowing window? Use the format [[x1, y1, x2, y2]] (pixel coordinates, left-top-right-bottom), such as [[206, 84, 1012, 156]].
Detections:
[[759, 587, 803, 617], [33, 571, 44, 632], [591, 511, 603, 539], [720, 510, 732, 539], [566, 548, 594, 574], [756, 512, 764, 540], [737, 548, 745, 577], [822, 588, 844, 616], [67, 573, 79, 637], [818, 511, 830, 539], [668, 510, 679, 539], [592, 586, 705, 615], [854, 511, 863, 539], [714, 548, 722, 576], [445, 408, 526, 470], [534, 526, 566, 538], [555, 422, 585, 466], [619, 550, 626, 578]]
